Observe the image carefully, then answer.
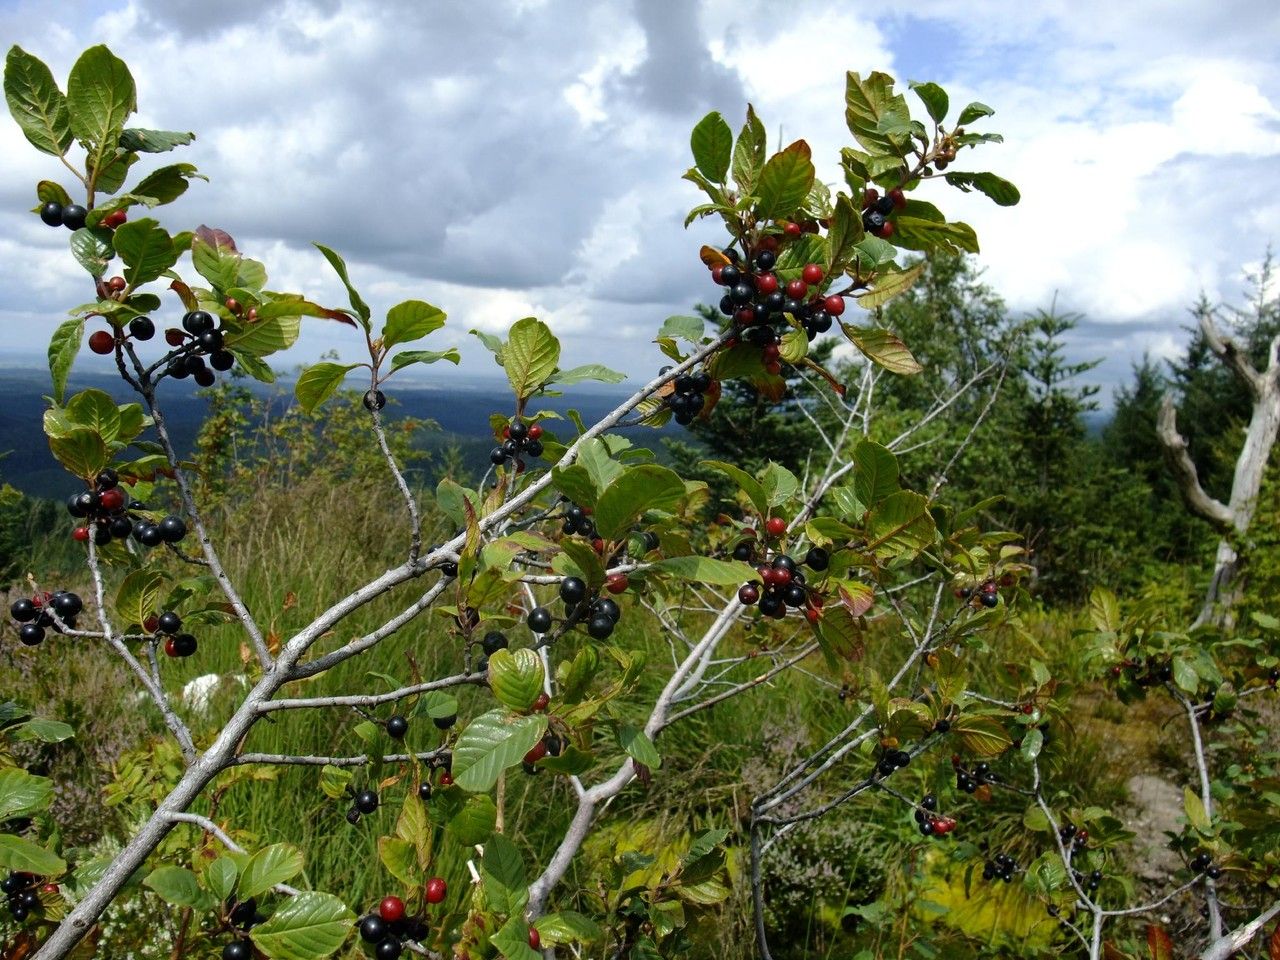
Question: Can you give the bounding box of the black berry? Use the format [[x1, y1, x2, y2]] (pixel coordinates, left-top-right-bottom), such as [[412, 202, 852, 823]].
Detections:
[[386, 715, 408, 739]]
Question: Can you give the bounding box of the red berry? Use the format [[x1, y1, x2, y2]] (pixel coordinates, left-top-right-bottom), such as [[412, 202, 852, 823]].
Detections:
[[99, 488, 125, 511], [755, 273, 778, 295], [823, 295, 845, 316], [933, 817, 957, 835], [764, 360, 782, 376], [606, 573, 628, 594], [164, 637, 178, 657], [106, 276, 126, 293], [783, 221, 802, 237], [439, 771, 454, 786], [805, 608, 821, 624], [772, 566, 792, 587], [734, 307, 754, 325], [880, 221, 894, 239], [1110, 665, 1122, 676], [528, 928, 541, 950], [765, 517, 787, 537], [889, 188, 907, 210], [528, 423, 543, 440], [862, 188, 880, 210], [738, 584, 760, 605], [225, 297, 241, 314], [40, 883, 58, 894], [502, 425, 511, 439], [759, 235, 779, 252], [88, 330, 115, 354], [711, 265, 724, 284], [761, 343, 780, 363], [103, 209, 128, 229], [785, 279, 808, 300], [1022, 704, 1034, 715], [165, 328, 186, 347], [532, 692, 550, 712], [72, 526, 89, 542], [591, 538, 604, 553], [379, 896, 406, 921], [523, 741, 548, 764], [801, 263, 824, 285], [144, 615, 160, 633]]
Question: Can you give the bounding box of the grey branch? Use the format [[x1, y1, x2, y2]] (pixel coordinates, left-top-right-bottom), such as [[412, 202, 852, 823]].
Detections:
[[1200, 898, 1280, 960], [1156, 393, 1234, 532]]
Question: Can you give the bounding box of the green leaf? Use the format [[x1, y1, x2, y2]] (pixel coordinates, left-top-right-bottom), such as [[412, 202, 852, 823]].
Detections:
[[114, 568, 168, 628], [491, 916, 541, 960], [909, 81, 949, 124], [37, 180, 72, 206], [658, 315, 705, 344], [956, 101, 995, 125], [732, 104, 767, 193], [650, 556, 756, 586], [617, 725, 661, 769], [845, 71, 911, 155], [9, 718, 73, 743], [469, 328, 505, 364], [250, 891, 354, 960], [4, 46, 72, 155], [549, 363, 626, 386], [761, 462, 799, 508], [144, 866, 205, 907], [853, 441, 899, 506], [313, 243, 370, 330], [316, 765, 352, 802], [1020, 728, 1044, 763], [855, 260, 927, 310], [534, 911, 604, 946], [1173, 657, 1199, 695], [118, 128, 194, 153], [382, 299, 446, 349], [866, 490, 935, 558], [756, 140, 815, 221], [204, 857, 238, 902], [842, 324, 923, 374], [69, 227, 115, 278], [951, 714, 1012, 757], [827, 194, 864, 273], [238, 843, 305, 899], [225, 315, 300, 357], [504, 317, 560, 400], [594, 465, 686, 539], [451, 709, 547, 793], [0, 768, 53, 821], [778, 327, 808, 364], [49, 427, 109, 480], [417, 691, 459, 722], [66, 45, 136, 157], [701, 460, 767, 517], [487, 648, 545, 712], [890, 217, 979, 255], [690, 111, 732, 183], [113, 218, 179, 286], [943, 170, 1020, 206], [1183, 786, 1210, 832], [389, 348, 461, 371], [1088, 587, 1121, 633], [133, 163, 205, 204], [295, 363, 359, 414], [65, 388, 122, 440], [378, 836, 417, 887], [446, 794, 496, 845], [0, 834, 65, 876], [481, 833, 528, 916]]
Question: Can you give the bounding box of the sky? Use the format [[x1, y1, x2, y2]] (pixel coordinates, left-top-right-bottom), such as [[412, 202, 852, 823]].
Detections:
[[1, 0, 1278, 402]]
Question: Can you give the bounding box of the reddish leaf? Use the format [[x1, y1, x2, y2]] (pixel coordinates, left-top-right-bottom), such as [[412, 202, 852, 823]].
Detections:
[[699, 245, 731, 269], [838, 583, 874, 616], [1103, 944, 1134, 960], [194, 224, 237, 251], [1269, 921, 1279, 960], [1146, 924, 1173, 960], [169, 278, 196, 311]]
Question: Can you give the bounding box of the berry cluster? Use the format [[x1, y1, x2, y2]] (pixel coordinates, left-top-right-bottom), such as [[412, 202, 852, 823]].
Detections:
[[954, 580, 1000, 608], [712, 252, 845, 360], [560, 503, 598, 542], [982, 852, 1018, 883], [345, 787, 380, 825], [220, 897, 266, 959], [2, 872, 50, 923], [1113, 657, 1174, 686], [860, 187, 906, 239], [875, 747, 912, 777], [489, 420, 544, 468], [953, 758, 994, 794], [144, 609, 197, 658], [9, 589, 81, 645], [38, 200, 99, 231], [164, 310, 236, 387], [541, 576, 624, 640], [1188, 851, 1223, 880], [1057, 822, 1089, 852], [522, 730, 564, 774], [358, 889, 442, 959], [1071, 867, 1104, 895], [660, 367, 713, 426], [912, 795, 957, 838], [735, 546, 827, 622], [66, 469, 188, 549]]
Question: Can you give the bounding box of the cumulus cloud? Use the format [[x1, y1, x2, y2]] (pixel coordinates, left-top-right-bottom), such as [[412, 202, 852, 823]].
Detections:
[[0, 0, 1275, 399]]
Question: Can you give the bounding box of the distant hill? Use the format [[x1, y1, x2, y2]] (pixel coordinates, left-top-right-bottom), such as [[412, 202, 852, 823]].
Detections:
[[0, 363, 651, 497]]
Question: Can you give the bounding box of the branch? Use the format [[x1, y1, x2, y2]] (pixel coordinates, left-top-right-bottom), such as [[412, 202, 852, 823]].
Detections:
[[259, 672, 485, 713], [1176, 689, 1223, 940], [167, 813, 299, 895], [232, 749, 448, 767], [1200, 899, 1280, 960], [1156, 393, 1234, 532], [369, 403, 423, 563], [1198, 306, 1262, 399]]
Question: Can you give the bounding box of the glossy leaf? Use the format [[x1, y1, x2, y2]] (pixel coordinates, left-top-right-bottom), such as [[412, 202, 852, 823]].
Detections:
[[144, 866, 205, 907], [756, 140, 815, 221], [204, 857, 238, 902], [842, 324, 923, 375], [389, 348, 460, 371], [250, 891, 354, 960], [866, 491, 935, 557], [594, 465, 686, 539], [382, 299, 445, 350], [549, 363, 626, 386], [69, 227, 115, 278], [0, 834, 65, 876], [114, 568, 168, 628], [957, 101, 995, 125], [732, 104, 767, 193], [909, 81, 949, 123], [534, 911, 604, 946], [481, 833, 528, 916], [49, 427, 109, 480], [943, 170, 1020, 206], [491, 916, 540, 960], [487, 648, 545, 712], [951, 714, 1012, 757], [690, 111, 732, 183], [446, 794, 497, 845], [0, 769, 53, 821], [853, 441, 899, 507], [4, 45, 72, 155], [294, 363, 359, 414], [451, 709, 547, 793], [133, 163, 205, 204], [238, 843, 305, 899], [855, 260, 926, 310], [504, 317, 560, 400], [617, 725, 661, 769], [113, 218, 179, 286], [313, 243, 370, 329], [66, 45, 136, 154], [118, 128, 194, 153], [378, 836, 417, 887]]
